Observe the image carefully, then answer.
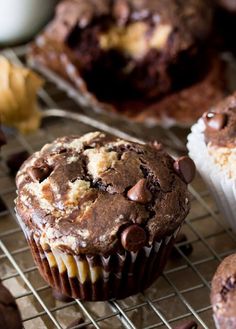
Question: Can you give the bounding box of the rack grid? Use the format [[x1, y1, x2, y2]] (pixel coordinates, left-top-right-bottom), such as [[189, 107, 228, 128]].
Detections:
[[0, 46, 235, 329]]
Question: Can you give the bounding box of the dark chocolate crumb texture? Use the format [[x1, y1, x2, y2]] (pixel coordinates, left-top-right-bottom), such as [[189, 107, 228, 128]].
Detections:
[[203, 92, 236, 148], [15, 132, 193, 256], [30, 0, 213, 102], [211, 254, 236, 329]]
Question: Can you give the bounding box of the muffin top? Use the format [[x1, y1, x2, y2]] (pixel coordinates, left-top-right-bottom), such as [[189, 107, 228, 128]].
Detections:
[[211, 254, 236, 319], [15, 132, 194, 255], [203, 92, 236, 148], [45, 0, 212, 56]]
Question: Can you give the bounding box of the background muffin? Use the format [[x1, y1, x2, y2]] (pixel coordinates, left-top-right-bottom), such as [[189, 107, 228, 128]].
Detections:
[[211, 254, 236, 329], [187, 92, 236, 231], [15, 132, 194, 301], [29, 0, 213, 105]]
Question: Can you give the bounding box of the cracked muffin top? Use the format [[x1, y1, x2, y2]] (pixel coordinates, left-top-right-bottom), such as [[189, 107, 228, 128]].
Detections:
[[15, 132, 194, 255]]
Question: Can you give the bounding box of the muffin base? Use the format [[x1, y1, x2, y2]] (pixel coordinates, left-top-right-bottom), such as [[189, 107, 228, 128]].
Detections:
[[21, 224, 180, 301]]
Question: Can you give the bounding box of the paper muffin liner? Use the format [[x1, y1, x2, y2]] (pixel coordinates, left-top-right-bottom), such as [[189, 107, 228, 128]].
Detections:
[[187, 119, 236, 231], [16, 214, 180, 301], [213, 313, 236, 329], [213, 314, 221, 329]]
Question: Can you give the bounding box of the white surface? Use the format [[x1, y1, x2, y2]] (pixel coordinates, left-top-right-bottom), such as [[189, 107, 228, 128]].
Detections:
[[0, 0, 57, 45]]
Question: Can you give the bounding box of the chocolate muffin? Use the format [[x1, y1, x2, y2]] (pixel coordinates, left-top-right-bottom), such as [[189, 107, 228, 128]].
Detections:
[[211, 254, 236, 329], [15, 132, 194, 301], [187, 92, 236, 231], [29, 0, 212, 104], [0, 281, 22, 329], [134, 57, 225, 127]]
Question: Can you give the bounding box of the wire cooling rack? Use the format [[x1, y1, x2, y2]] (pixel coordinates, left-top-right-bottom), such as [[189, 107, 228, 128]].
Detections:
[[0, 46, 236, 329]]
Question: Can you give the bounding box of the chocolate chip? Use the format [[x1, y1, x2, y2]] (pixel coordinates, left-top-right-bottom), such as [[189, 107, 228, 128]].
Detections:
[[174, 157, 195, 184], [204, 111, 227, 131], [112, 0, 130, 25], [121, 224, 147, 252], [127, 179, 152, 204], [52, 289, 73, 303], [150, 141, 163, 151], [173, 320, 198, 329], [171, 233, 193, 258], [29, 163, 52, 182], [6, 151, 29, 176]]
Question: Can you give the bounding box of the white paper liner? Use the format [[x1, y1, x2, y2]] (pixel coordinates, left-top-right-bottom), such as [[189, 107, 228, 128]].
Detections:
[[213, 314, 221, 329], [187, 119, 236, 231]]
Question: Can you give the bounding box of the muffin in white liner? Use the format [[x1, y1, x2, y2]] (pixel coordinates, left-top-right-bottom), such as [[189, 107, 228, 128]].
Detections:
[[187, 93, 236, 231]]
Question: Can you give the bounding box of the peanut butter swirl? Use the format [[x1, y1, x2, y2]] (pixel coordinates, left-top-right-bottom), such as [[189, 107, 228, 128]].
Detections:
[[15, 132, 192, 255], [0, 56, 43, 133]]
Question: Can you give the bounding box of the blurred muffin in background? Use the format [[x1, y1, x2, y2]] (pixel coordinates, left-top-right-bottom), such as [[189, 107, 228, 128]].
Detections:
[[29, 0, 213, 110]]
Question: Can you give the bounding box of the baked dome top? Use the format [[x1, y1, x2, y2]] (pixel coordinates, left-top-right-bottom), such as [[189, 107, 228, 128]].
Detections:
[[15, 132, 193, 254]]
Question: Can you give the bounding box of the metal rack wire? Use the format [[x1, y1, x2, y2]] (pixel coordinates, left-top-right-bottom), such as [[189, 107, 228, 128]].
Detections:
[[0, 46, 236, 329]]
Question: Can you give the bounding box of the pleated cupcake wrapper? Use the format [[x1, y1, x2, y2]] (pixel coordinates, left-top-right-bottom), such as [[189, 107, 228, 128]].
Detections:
[[187, 119, 236, 231], [20, 224, 181, 301], [213, 314, 221, 329], [213, 314, 236, 329]]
